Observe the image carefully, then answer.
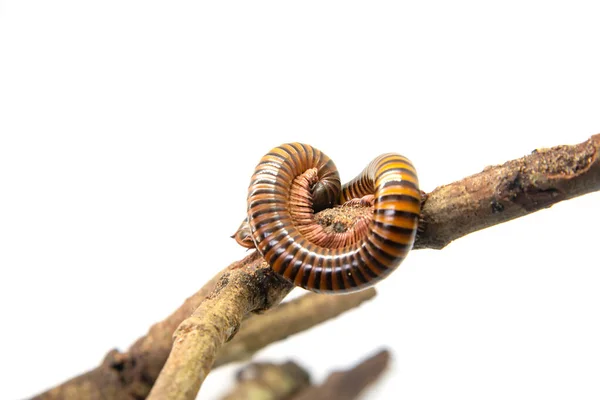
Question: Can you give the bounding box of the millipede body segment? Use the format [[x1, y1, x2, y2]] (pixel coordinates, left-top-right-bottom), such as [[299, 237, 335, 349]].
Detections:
[[243, 142, 420, 294]]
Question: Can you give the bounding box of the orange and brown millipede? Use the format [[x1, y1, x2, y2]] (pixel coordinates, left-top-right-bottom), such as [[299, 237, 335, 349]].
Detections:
[[238, 142, 420, 294]]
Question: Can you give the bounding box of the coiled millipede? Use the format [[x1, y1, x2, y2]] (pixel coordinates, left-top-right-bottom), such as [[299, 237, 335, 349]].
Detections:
[[234, 143, 420, 294]]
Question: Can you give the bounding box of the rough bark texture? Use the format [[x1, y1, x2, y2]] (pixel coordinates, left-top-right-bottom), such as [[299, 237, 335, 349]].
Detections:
[[414, 134, 600, 249], [292, 349, 390, 400], [32, 134, 600, 400], [214, 288, 377, 367], [147, 252, 294, 400], [146, 261, 377, 399]]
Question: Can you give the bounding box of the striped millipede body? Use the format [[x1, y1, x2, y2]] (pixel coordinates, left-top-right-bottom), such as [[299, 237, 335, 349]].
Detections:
[[238, 143, 420, 294]]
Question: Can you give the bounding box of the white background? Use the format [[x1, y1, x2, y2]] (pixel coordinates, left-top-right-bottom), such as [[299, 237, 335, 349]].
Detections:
[[1, 1, 599, 399]]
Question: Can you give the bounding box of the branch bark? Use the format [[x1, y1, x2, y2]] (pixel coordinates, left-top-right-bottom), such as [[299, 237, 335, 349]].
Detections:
[[215, 288, 377, 368], [33, 134, 600, 400], [146, 260, 377, 399], [218, 350, 389, 400], [414, 133, 600, 249], [292, 349, 390, 400], [32, 259, 233, 400], [147, 252, 293, 399]]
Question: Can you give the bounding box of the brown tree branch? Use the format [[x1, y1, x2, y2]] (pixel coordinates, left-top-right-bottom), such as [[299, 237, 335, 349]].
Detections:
[[292, 349, 390, 400], [414, 133, 600, 249], [33, 134, 600, 400], [145, 259, 376, 399], [218, 350, 389, 400], [147, 252, 294, 399], [33, 259, 234, 400]]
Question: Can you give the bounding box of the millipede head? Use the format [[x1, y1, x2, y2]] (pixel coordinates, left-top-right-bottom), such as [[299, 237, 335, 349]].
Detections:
[[232, 218, 256, 249]]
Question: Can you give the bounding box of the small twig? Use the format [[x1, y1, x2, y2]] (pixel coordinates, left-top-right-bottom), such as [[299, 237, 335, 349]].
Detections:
[[292, 349, 390, 400], [214, 288, 377, 368], [219, 361, 311, 400]]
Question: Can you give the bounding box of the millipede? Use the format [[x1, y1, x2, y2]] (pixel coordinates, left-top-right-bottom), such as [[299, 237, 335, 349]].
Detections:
[[234, 142, 420, 294]]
